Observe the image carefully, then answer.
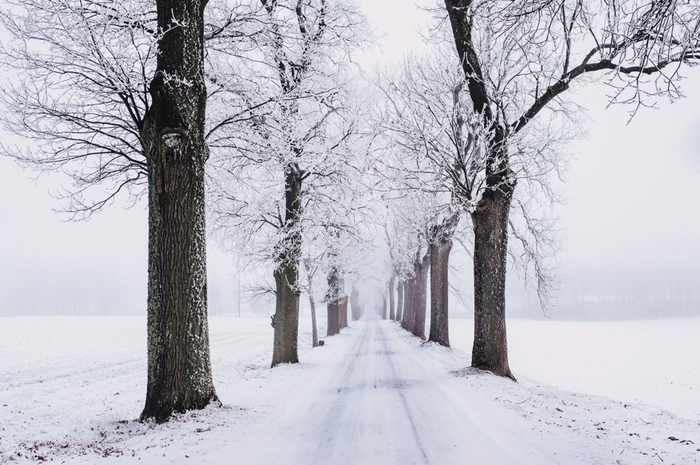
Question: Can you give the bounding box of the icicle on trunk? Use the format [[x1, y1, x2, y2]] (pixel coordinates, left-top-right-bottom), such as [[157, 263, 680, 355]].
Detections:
[[141, 0, 217, 423]]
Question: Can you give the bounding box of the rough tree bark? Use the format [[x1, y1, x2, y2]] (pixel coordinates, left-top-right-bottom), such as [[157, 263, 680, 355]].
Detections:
[[388, 275, 396, 320], [140, 0, 218, 423], [444, 0, 515, 379], [271, 166, 302, 366], [429, 239, 452, 347], [470, 184, 515, 379], [428, 214, 459, 347], [412, 251, 430, 340]]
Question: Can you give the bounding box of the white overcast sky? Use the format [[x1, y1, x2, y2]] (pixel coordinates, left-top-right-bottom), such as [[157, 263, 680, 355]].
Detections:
[[0, 0, 699, 315]]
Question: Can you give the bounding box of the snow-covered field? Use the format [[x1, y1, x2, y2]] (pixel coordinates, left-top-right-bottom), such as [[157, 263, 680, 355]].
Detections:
[[449, 318, 700, 420], [1, 315, 699, 464]]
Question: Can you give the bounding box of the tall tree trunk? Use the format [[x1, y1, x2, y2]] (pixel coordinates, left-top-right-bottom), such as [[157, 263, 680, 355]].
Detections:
[[326, 300, 339, 336], [470, 185, 515, 380], [309, 292, 318, 347], [412, 251, 430, 340], [350, 284, 360, 321], [303, 259, 319, 348], [388, 275, 396, 320], [326, 267, 340, 337], [340, 296, 349, 325], [141, 0, 217, 423], [445, 0, 516, 380], [402, 276, 414, 332], [339, 276, 348, 328], [382, 294, 388, 319], [428, 214, 459, 347], [429, 239, 453, 347], [271, 166, 302, 366], [396, 281, 404, 322]]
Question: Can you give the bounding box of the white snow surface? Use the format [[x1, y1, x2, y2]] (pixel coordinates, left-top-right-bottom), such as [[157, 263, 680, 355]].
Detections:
[[1, 315, 699, 464]]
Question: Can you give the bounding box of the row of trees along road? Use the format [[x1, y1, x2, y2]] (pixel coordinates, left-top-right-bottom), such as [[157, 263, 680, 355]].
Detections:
[[378, 0, 699, 380], [1, 0, 698, 421]]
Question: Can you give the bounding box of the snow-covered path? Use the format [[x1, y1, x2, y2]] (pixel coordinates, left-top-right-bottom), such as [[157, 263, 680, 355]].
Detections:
[[3, 315, 699, 464], [212, 317, 543, 465]]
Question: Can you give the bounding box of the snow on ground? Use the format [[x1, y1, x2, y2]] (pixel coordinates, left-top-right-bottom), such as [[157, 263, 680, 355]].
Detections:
[[449, 318, 700, 419], [1, 315, 699, 464]]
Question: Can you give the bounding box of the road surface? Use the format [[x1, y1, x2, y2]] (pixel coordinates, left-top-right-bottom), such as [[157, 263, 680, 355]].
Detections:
[[215, 316, 547, 465]]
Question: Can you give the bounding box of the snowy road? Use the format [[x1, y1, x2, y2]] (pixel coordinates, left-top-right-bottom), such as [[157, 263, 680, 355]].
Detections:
[[214, 317, 542, 465], [4, 316, 699, 464]]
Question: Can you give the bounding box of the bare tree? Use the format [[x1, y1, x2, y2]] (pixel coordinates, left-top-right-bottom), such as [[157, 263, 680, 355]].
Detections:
[[0, 0, 223, 421], [440, 0, 700, 378], [208, 0, 367, 365], [139, 0, 219, 422]]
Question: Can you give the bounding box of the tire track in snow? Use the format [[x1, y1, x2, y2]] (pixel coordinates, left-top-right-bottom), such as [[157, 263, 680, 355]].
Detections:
[[219, 316, 531, 465], [375, 321, 430, 465]]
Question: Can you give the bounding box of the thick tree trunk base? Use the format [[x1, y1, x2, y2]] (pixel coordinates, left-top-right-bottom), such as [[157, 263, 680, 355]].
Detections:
[[470, 187, 515, 381], [141, 393, 220, 424], [272, 266, 300, 367], [140, 0, 217, 421], [327, 302, 340, 336], [428, 240, 452, 347]]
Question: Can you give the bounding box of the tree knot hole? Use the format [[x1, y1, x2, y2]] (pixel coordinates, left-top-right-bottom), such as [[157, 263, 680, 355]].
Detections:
[[159, 127, 189, 159]]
